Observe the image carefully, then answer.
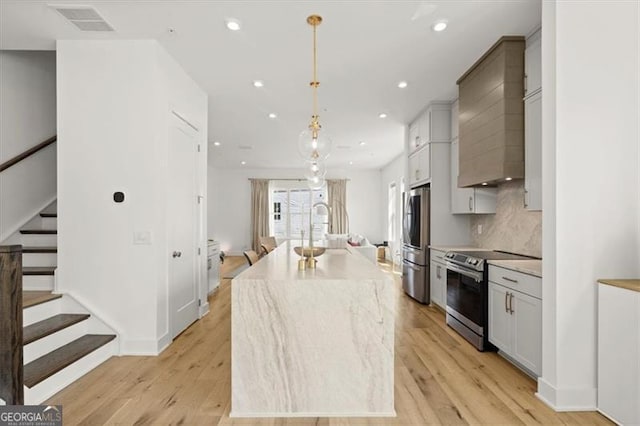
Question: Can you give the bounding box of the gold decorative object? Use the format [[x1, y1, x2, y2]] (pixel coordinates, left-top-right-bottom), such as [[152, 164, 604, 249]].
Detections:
[[293, 246, 326, 258]]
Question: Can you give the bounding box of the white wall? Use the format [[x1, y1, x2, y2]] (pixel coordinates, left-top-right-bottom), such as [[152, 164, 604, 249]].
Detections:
[[538, 1, 640, 410], [0, 51, 56, 242], [57, 40, 207, 355], [208, 166, 382, 254], [380, 153, 406, 263]]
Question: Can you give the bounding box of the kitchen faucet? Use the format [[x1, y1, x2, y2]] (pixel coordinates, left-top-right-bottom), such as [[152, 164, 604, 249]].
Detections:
[[309, 201, 332, 249]]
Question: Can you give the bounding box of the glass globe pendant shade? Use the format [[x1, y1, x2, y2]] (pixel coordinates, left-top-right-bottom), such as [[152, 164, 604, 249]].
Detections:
[[307, 175, 326, 190], [298, 127, 332, 163], [304, 161, 327, 181]]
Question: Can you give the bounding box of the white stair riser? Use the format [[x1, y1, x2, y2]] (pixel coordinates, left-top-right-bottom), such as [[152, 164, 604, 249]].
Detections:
[[24, 339, 117, 405], [23, 253, 57, 267], [23, 299, 62, 326], [40, 217, 57, 229], [22, 275, 55, 291], [24, 321, 89, 364], [20, 234, 57, 246]]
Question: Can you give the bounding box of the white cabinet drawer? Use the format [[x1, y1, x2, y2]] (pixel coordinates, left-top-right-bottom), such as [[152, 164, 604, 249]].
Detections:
[[430, 249, 446, 264], [489, 266, 541, 299]]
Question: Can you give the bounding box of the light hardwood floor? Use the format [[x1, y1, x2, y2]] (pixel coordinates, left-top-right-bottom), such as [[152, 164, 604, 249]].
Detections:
[[46, 256, 610, 425]]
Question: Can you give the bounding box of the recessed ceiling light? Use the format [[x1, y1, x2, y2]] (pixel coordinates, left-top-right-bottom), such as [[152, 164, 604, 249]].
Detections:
[[268, 113, 277, 119], [241, 161, 246, 165], [505, 177, 513, 181], [349, 161, 354, 165], [432, 20, 448, 32], [253, 80, 264, 88], [378, 113, 387, 119], [359, 141, 366, 146], [225, 18, 241, 31], [213, 141, 221, 146], [481, 182, 488, 186], [397, 81, 408, 89]]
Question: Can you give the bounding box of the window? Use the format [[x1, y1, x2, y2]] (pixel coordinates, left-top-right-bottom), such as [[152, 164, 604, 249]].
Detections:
[[270, 182, 328, 241]]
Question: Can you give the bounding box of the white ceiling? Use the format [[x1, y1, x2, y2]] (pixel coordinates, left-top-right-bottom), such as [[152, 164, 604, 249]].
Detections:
[[0, 0, 541, 170]]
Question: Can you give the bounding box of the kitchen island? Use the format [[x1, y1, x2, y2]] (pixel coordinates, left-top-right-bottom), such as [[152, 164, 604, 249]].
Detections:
[[231, 241, 395, 418]]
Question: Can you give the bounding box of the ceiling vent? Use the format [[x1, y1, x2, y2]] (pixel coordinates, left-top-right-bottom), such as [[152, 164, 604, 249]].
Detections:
[[52, 5, 114, 32]]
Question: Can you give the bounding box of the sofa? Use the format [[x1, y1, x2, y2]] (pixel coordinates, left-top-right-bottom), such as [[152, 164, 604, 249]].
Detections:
[[325, 233, 377, 264]]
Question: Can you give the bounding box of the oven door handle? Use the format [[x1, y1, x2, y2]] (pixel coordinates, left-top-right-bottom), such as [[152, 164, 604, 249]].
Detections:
[[445, 262, 483, 282]]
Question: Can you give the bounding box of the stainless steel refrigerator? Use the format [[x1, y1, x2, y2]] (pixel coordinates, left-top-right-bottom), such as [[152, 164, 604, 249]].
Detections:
[[402, 185, 430, 304]]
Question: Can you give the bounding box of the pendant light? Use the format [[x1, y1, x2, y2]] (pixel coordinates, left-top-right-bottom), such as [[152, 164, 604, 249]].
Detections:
[[298, 15, 332, 169]]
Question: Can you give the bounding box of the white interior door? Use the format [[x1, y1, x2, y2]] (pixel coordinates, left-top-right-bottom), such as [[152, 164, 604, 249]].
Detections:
[[169, 115, 198, 339]]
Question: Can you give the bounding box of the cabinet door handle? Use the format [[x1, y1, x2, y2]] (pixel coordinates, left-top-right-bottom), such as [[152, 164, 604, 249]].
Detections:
[[436, 265, 441, 279], [502, 276, 518, 283], [505, 291, 509, 313], [415, 136, 420, 147], [524, 188, 529, 208], [416, 169, 420, 180], [524, 74, 528, 95], [468, 196, 473, 212], [509, 293, 515, 314]]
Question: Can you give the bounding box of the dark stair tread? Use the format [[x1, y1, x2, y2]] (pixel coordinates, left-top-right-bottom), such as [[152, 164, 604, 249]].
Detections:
[[40, 213, 57, 218], [23, 314, 90, 345], [22, 246, 58, 253], [23, 291, 62, 308], [20, 229, 57, 235], [23, 266, 56, 275], [24, 334, 116, 388]]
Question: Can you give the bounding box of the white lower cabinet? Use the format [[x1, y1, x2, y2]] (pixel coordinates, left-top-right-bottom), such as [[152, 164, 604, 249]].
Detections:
[[430, 249, 447, 309], [488, 267, 542, 377]]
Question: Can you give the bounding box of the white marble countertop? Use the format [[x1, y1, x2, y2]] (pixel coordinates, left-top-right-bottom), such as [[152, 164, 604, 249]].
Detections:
[[231, 240, 394, 417], [488, 259, 542, 278], [429, 245, 490, 253], [236, 240, 386, 281]]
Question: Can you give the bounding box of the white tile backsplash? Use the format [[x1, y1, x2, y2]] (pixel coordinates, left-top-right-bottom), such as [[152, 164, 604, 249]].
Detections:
[[470, 181, 542, 257]]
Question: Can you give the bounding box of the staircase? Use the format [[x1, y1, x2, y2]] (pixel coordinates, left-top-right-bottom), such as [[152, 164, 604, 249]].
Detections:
[[5, 202, 118, 404]]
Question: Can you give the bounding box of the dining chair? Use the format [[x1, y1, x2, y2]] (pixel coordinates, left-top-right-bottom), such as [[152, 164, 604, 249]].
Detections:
[[259, 236, 277, 256], [243, 250, 260, 266]]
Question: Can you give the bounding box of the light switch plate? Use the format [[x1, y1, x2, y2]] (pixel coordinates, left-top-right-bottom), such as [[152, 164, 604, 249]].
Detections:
[[478, 224, 483, 235], [134, 231, 152, 245]]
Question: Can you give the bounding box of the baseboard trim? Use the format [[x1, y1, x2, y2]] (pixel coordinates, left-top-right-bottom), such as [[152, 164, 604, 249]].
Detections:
[[536, 377, 597, 411], [120, 339, 162, 356], [156, 332, 172, 355]]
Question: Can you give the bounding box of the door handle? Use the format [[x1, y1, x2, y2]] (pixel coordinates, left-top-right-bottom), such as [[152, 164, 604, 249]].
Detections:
[[509, 293, 514, 314], [172, 251, 182, 258], [468, 196, 473, 211], [505, 291, 509, 313]]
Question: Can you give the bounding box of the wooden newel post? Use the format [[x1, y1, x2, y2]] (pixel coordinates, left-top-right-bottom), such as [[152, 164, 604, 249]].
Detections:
[[0, 245, 23, 405]]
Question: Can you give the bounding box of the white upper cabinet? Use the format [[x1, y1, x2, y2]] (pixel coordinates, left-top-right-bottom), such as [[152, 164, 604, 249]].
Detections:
[[408, 102, 451, 155], [524, 91, 542, 210], [524, 28, 542, 211], [408, 102, 451, 187], [524, 29, 542, 96], [408, 144, 430, 187]]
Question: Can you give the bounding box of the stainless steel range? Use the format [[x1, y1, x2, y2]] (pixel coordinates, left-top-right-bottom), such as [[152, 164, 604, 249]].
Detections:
[[444, 250, 536, 351]]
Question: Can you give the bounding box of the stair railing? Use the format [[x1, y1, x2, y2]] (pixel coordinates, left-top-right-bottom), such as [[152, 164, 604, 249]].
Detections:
[[0, 245, 24, 404], [0, 135, 57, 173]]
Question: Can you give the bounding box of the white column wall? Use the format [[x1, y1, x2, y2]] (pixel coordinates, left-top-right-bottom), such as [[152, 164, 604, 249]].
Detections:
[[57, 40, 207, 355], [538, 0, 640, 410], [0, 51, 57, 242]]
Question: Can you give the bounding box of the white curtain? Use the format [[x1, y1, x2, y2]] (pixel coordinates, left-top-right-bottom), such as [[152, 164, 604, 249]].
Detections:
[[250, 179, 270, 252], [327, 179, 348, 234]]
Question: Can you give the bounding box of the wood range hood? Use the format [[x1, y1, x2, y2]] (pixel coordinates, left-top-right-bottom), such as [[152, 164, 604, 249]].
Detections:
[[456, 36, 525, 188]]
